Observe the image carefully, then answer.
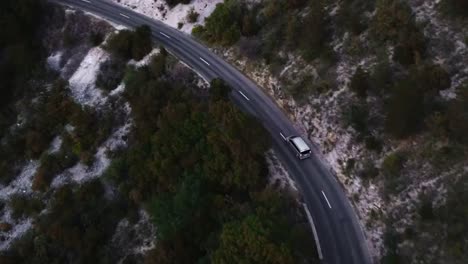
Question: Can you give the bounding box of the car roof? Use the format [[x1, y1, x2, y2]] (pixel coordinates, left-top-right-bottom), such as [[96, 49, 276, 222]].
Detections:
[[290, 136, 310, 153]]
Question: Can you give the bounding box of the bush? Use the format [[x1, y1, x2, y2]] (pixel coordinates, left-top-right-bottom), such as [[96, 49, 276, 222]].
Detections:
[[105, 25, 152, 60], [164, 0, 190, 7], [440, 0, 468, 17], [350, 67, 370, 98], [385, 78, 425, 137], [96, 58, 126, 91], [196, 0, 248, 45], [9, 194, 44, 220], [382, 151, 405, 177], [371, 0, 426, 65], [345, 103, 369, 135], [299, 0, 328, 61], [186, 7, 199, 23], [89, 32, 104, 47], [446, 85, 468, 144]]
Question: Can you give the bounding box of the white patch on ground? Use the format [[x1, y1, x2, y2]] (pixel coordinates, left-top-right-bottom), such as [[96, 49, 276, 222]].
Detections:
[[48, 136, 63, 154], [128, 48, 160, 67], [52, 114, 132, 188], [47, 51, 63, 71], [111, 0, 223, 33], [112, 210, 156, 262], [266, 150, 298, 191], [68, 47, 110, 107], [0, 162, 38, 250], [0, 208, 32, 251], [0, 161, 39, 201]]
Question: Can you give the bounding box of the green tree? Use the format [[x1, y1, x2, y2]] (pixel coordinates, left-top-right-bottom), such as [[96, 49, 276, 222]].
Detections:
[[350, 67, 370, 98], [209, 78, 232, 101], [212, 215, 295, 264]]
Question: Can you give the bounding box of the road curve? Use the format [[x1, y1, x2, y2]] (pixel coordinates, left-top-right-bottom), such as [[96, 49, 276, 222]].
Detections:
[[53, 1, 372, 263]]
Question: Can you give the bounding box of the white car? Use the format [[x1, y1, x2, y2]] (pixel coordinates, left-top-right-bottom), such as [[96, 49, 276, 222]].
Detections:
[[286, 135, 311, 160]]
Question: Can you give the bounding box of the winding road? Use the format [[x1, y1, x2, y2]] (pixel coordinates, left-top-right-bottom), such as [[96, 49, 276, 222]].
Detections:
[[53, 1, 372, 263]]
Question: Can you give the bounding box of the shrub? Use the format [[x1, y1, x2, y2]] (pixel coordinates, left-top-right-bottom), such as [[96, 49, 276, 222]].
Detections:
[[105, 25, 152, 61], [186, 7, 199, 23], [440, 0, 468, 17], [105, 30, 133, 59], [299, 0, 328, 61], [89, 32, 104, 47], [372, 0, 427, 65], [345, 103, 369, 135], [164, 0, 190, 7], [385, 78, 425, 137], [131, 25, 153, 60], [96, 58, 126, 91], [382, 151, 405, 177], [9, 194, 44, 219], [350, 67, 370, 98], [446, 85, 468, 144], [200, 0, 242, 45]]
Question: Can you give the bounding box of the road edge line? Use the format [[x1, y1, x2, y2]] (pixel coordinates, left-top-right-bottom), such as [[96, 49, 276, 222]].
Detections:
[[302, 203, 324, 260]]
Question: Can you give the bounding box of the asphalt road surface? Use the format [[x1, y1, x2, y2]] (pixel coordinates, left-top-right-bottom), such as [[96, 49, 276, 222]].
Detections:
[[53, 1, 373, 263]]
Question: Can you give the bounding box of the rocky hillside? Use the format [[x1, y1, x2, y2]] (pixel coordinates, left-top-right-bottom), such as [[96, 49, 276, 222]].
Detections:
[[186, 0, 467, 263], [0, 1, 318, 263]]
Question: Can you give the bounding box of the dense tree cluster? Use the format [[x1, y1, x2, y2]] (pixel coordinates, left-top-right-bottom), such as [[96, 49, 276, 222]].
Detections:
[[384, 63, 450, 138], [1, 180, 128, 264], [102, 51, 318, 263], [0, 0, 48, 135], [105, 25, 153, 61], [371, 0, 426, 65], [193, 0, 329, 62]]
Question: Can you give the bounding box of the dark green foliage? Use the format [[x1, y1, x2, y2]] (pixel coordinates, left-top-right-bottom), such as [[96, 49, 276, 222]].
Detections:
[[164, 0, 191, 7], [350, 67, 370, 98], [186, 7, 199, 23], [105, 25, 153, 60], [32, 149, 78, 191], [0, 0, 48, 132], [9, 194, 45, 220], [148, 176, 208, 241], [132, 25, 153, 60], [440, 0, 468, 17], [149, 50, 167, 78], [209, 78, 232, 101], [371, 0, 426, 65], [299, 0, 328, 61], [382, 151, 405, 177], [96, 58, 126, 91], [381, 226, 402, 264], [345, 103, 369, 135], [384, 78, 425, 137], [105, 29, 133, 59], [7, 180, 127, 264], [106, 56, 315, 263], [446, 85, 468, 144], [384, 64, 450, 138], [336, 0, 374, 35], [212, 214, 295, 264], [201, 1, 242, 45], [89, 32, 105, 46], [433, 174, 468, 260]]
